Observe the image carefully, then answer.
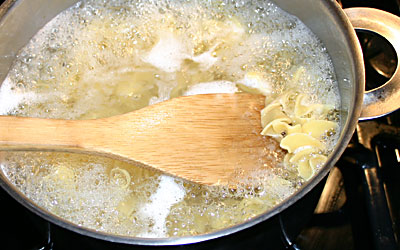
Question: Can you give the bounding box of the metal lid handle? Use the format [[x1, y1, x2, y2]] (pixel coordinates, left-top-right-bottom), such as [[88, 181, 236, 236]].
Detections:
[[345, 8, 400, 120]]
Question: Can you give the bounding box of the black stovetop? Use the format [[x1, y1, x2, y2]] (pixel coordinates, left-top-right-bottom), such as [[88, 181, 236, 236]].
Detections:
[[0, 0, 399, 250]]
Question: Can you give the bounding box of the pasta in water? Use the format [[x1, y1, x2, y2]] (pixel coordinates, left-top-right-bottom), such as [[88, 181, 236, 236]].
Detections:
[[261, 92, 339, 180], [0, 0, 340, 238]]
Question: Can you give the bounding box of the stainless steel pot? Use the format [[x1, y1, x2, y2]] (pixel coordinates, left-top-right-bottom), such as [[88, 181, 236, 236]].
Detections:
[[0, 0, 399, 247]]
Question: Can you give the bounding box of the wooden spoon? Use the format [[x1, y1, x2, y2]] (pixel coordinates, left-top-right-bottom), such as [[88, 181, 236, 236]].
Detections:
[[0, 93, 279, 186]]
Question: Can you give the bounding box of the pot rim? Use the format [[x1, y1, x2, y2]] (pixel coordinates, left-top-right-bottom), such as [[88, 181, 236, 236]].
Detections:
[[0, 0, 365, 246]]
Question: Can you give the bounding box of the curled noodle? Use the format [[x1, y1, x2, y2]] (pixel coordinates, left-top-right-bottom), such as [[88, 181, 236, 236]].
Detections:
[[260, 92, 338, 180], [110, 167, 131, 189]]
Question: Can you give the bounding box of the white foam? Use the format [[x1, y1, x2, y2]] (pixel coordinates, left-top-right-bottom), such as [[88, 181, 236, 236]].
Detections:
[[184, 80, 238, 96], [137, 175, 185, 237], [0, 78, 37, 114], [191, 44, 219, 70], [143, 33, 188, 73], [237, 72, 272, 95], [143, 33, 220, 74]]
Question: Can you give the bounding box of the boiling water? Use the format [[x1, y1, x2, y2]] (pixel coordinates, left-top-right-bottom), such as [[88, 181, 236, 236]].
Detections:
[[0, 0, 340, 238]]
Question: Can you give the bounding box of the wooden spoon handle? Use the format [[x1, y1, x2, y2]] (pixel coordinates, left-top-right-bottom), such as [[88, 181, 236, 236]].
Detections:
[[0, 115, 152, 168], [0, 116, 97, 154]]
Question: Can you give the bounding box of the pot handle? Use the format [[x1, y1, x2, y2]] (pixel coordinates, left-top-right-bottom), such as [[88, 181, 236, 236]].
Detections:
[[344, 8, 400, 121]]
